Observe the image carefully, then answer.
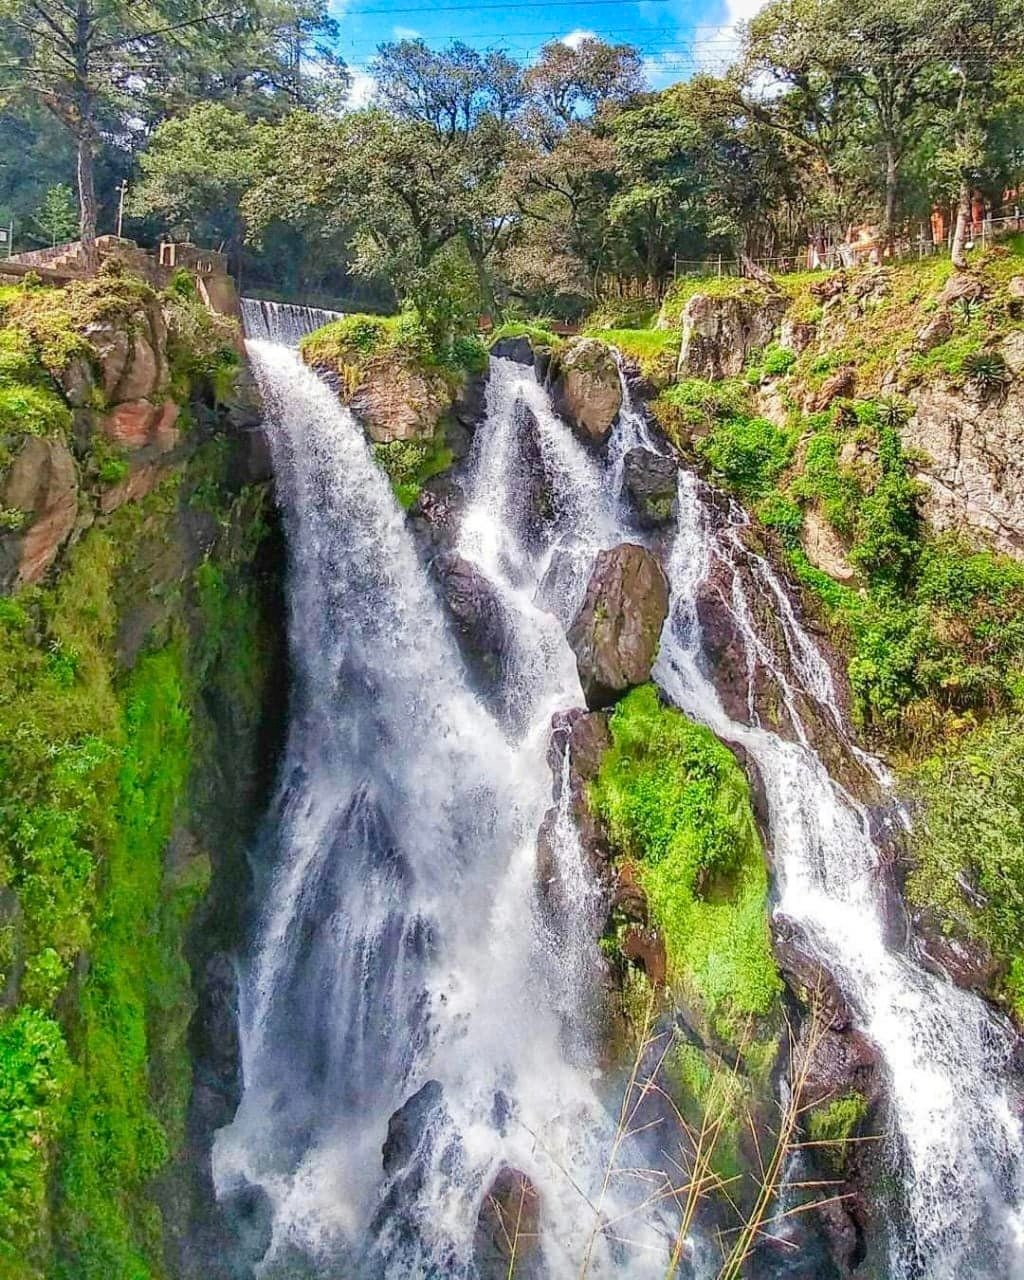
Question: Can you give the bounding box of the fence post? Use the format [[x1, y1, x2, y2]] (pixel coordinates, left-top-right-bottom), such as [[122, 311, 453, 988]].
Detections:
[[717, 254, 722, 278]]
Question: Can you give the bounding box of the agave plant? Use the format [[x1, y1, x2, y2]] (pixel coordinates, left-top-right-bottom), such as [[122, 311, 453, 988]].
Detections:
[[952, 296, 982, 325], [878, 396, 911, 430], [963, 350, 1010, 398]]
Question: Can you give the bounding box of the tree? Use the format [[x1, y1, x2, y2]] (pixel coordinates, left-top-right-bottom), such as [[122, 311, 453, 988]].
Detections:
[[131, 102, 263, 278], [934, 0, 1024, 268], [34, 183, 78, 247], [0, 0, 347, 257]]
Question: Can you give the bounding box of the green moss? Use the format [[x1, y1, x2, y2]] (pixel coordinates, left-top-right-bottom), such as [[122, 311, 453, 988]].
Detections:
[[667, 1040, 749, 1184], [590, 685, 781, 1045], [583, 327, 677, 382], [696, 415, 797, 501], [807, 1092, 867, 1171], [658, 276, 768, 328], [373, 431, 454, 509], [907, 715, 1024, 998], [0, 1009, 72, 1269], [488, 321, 563, 351], [53, 644, 193, 1278], [652, 376, 752, 448], [303, 310, 486, 383]]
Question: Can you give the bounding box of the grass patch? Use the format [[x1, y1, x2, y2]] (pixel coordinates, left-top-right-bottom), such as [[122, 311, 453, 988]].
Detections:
[[583, 327, 678, 383], [303, 311, 487, 382], [488, 320, 563, 351]]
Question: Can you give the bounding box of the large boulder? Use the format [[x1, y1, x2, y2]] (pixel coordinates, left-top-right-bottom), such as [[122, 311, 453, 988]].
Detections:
[[622, 447, 678, 528], [550, 338, 622, 448], [474, 1167, 542, 1279], [567, 543, 669, 709], [678, 290, 788, 380], [349, 357, 450, 443], [903, 379, 1024, 556], [433, 552, 510, 687], [0, 436, 78, 588]]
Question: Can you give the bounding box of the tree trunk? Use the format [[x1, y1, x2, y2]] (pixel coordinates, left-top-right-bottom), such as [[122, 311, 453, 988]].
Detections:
[[883, 144, 899, 248], [76, 129, 98, 261], [951, 179, 972, 270]]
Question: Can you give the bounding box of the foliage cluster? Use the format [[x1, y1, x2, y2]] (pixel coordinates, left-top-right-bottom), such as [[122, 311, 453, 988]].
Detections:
[[373, 433, 455, 510], [301, 311, 487, 384], [0, 439, 273, 1274], [590, 684, 782, 1046], [908, 715, 1024, 1015], [584, 327, 678, 383]]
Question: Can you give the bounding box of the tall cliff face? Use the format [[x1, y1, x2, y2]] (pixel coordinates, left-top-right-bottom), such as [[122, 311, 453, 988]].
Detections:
[[646, 250, 1024, 1030], [0, 267, 286, 1279]]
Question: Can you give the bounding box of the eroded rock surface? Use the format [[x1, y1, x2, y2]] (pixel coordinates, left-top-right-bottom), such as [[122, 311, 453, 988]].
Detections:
[[567, 543, 669, 709], [550, 338, 622, 447], [678, 290, 788, 380], [1, 436, 78, 588]]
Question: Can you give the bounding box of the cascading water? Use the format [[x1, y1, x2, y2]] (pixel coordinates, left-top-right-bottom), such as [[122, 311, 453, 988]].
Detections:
[[217, 307, 1024, 1278], [214, 329, 670, 1277], [240, 298, 345, 344], [653, 471, 1024, 1280]]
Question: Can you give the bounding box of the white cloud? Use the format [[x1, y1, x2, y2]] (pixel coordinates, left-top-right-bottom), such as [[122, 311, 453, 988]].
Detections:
[[691, 0, 769, 75], [560, 28, 598, 50], [393, 24, 420, 39], [347, 68, 378, 109]]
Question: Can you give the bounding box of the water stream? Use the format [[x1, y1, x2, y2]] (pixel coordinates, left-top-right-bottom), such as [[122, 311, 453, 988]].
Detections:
[[218, 300, 1024, 1279]]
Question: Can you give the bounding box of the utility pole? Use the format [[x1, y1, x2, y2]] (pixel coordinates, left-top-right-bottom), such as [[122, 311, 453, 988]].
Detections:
[[116, 178, 128, 239]]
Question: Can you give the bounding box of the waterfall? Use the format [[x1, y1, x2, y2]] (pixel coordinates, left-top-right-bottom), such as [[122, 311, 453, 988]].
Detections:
[[216, 330, 1024, 1279], [653, 473, 1024, 1280], [240, 297, 345, 345], [213, 340, 668, 1277]]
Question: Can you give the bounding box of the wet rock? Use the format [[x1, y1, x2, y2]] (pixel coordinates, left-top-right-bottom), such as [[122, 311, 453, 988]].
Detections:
[[547, 706, 611, 783], [810, 367, 856, 412], [773, 915, 853, 1031], [550, 338, 623, 448], [434, 552, 509, 685], [911, 908, 1004, 996], [538, 709, 613, 911], [474, 1166, 542, 1279], [802, 1025, 881, 1111], [382, 1080, 445, 1175], [678, 291, 788, 380], [610, 860, 647, 922], [622, 447, 678, 528], [190, 952, 242, 1135], [409, 473, 465, 552], [511, 403, 555, 548], [490, 335, 535, 366], [215, 1179, 274, 1274], [453, 370, 489, 432], [0, 436, 78, 588], [568, 543, 669, 709], [99, 461, 171, 515]]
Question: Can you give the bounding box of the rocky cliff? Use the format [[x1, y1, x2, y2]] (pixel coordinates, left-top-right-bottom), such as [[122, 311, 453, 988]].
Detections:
[[0, 265, 285, 1280]]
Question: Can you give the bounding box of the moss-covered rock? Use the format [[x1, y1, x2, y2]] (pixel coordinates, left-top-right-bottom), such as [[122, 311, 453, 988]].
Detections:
[[590, 684, 782, 1048], [301, 312, 488, 446], [0, 275, 283, 1279]]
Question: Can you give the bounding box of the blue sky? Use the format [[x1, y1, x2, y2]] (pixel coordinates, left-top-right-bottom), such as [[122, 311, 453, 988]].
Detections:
[[328, 0, 766, 104]]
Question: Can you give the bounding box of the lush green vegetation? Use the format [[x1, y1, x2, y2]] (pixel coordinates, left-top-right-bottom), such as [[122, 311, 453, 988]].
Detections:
[[0, 412, 275, 1275], [583, 327, 678, 383], [301, 311, 487, 386], [908, 716, 1024, 1015], [488, 321, 563, 351], [591, 684, 781, 1047], [373, 434, 454, 510]]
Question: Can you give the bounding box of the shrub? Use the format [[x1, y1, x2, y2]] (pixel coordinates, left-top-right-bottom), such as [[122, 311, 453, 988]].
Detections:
[[696, 415, 797, 500]]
